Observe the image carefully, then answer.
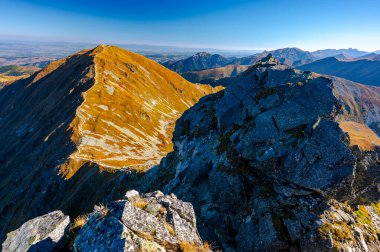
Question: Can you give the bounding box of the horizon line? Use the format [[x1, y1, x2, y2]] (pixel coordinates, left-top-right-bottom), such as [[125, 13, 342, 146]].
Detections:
[[0, 37, 378, 53]]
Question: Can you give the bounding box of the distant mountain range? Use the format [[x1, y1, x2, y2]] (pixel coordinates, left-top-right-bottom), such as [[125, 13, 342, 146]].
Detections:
[[298, 56, 380, 86], [163, 48, 318, 83], [311, 48, 369, 59], [162, 47, 380, 84]]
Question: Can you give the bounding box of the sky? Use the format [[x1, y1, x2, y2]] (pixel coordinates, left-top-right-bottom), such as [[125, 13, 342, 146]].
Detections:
[[1, 0, 380, 51]]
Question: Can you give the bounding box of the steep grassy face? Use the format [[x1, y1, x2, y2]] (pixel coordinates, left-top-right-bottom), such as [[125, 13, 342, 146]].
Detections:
[[0, 45, 220, 237], [339, 121, 380, 151], [61, 45, 220, 178]]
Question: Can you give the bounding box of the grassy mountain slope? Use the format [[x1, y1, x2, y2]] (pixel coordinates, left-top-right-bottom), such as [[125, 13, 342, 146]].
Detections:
[[0, 45, 220, 237]]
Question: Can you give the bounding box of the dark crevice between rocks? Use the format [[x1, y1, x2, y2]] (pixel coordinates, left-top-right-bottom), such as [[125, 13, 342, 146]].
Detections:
[[272, 116, 280, 134]]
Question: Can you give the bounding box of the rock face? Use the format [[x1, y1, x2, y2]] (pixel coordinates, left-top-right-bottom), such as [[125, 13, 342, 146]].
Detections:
[[143, 55, 380, 251], [0, 45, 220, 239], [74, 190, 209, 252], [2, 210, 69, 252]]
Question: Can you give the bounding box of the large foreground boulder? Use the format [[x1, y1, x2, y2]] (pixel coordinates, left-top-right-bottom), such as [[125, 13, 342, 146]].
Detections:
[[2, 210, 70, 252], [74, 190, 210, 252]]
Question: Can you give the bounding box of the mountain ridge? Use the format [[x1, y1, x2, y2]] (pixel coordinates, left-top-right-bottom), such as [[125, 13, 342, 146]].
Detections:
[[299, 56, 380, 86], [0, 44, 220, 238]]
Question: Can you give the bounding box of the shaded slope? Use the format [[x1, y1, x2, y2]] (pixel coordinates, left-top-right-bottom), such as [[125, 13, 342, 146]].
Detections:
[[0, 45, 219, 238], [299, 57, 380, 86], [181, 64, 250, 84], [163, 52, 231, 73]]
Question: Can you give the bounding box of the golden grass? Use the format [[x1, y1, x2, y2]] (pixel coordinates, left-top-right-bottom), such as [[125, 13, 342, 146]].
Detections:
[[69, 214, 89, 233], [163, 221, 176, 236], [0, 74, 25, 83], [59, 45, 222, 178], [159, 206, 167, 215], [339, 121, 380, 151], [131, 197, 149, 209], [95, 203, 109, 218], [178, 241, 212, 252]]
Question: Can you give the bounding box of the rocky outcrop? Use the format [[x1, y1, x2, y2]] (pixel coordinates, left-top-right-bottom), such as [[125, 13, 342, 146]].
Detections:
[[2, 211, 69, 252], [74, 190, 210, 251], [143, 55, 380, 251]]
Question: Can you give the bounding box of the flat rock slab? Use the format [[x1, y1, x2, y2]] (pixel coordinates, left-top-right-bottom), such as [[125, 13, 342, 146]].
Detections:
[[2, 210, 70, 252]]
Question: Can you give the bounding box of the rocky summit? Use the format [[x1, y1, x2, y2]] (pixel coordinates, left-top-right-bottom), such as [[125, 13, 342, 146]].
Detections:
[[142, 55, 380, 251], [0, 45, 220, 240], [2, 51, 380, 252]]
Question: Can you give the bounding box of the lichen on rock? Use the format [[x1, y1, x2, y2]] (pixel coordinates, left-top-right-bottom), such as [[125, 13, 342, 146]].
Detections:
[[73, 190, 210, 252], [2, 211, 70, 252]]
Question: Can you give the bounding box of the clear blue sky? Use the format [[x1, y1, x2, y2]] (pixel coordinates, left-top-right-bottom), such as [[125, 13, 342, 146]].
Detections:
[[1, 0, 380, 51]]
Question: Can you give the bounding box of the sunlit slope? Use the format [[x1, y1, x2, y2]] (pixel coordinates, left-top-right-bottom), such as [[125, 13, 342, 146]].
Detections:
[[61, 45, 220, 178], [339, 121, 380, 151]]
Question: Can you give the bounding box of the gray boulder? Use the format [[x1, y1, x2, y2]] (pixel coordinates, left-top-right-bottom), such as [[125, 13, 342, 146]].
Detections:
[[2, 210, 70, 252], [74, 190, 209, 252]]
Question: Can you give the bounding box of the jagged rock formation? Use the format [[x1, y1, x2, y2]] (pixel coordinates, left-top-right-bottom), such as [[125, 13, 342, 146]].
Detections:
[[0, 45, 220, 240], [143, 55, 380, 251], [74, 190, 210, 251], [2, 211, 69, 252]]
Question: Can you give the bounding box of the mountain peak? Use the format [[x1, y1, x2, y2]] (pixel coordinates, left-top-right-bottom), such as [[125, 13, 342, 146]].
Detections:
[[193, 52, 211, 57], [57, 45, 221, 177], [256, 53, 280, 66], [0, 45, 222, 235]]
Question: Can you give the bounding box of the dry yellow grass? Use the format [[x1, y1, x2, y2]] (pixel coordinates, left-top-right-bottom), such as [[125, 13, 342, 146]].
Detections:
[[164, 221, 176, 236], [95, 203, 109, 218], [131, 197, 149, 209], [339, 121, 380, 151], [69, 214, 89, 232], [59, 45, 222, 178], [0, 74, 25, 84], [178, 241, 212, 252]]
